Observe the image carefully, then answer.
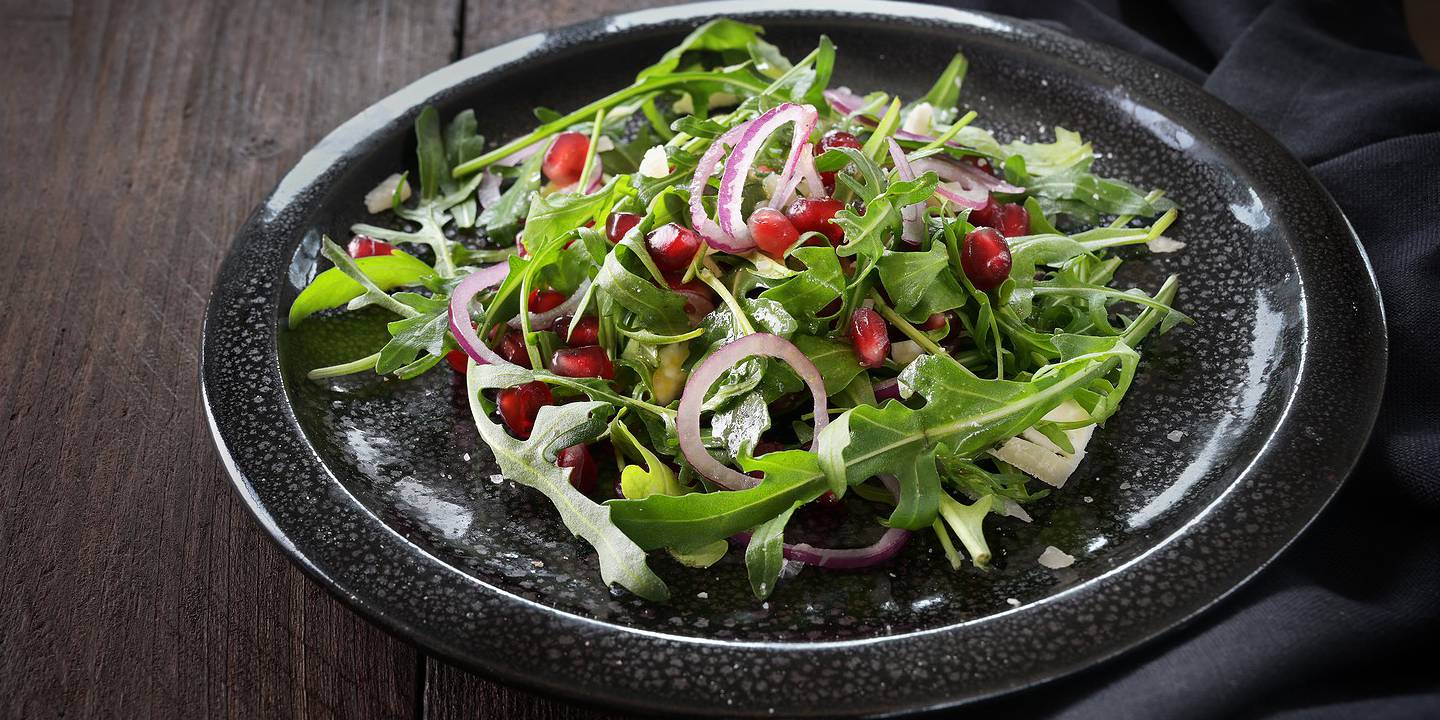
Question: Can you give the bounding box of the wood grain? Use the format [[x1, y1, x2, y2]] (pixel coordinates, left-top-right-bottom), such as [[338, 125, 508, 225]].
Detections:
[[0, 0, 454, 717]]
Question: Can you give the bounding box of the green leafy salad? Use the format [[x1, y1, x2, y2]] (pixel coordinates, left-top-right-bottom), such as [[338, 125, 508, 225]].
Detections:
[[289, 20, 1188, 601]]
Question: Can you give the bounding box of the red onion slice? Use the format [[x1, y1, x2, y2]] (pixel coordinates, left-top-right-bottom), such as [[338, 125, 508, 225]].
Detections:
[[911, 156, 1025, 194], [886, 138, 925, 245], [822, 87, 867, 117], [496, 138, 544, 167], [477, 171, 502, 210], [715, 103, 818, 250], [873, 377, 901, 402], [448, 262, 515, 367], [689, 123, 749, 247], [677, 333, 829, 491], [734, 473, 912, 569], [507, 278, 590, 329]]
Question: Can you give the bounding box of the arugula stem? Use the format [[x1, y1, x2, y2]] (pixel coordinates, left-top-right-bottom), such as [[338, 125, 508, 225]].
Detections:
[[1109, 189, 1167, 228], [454, 71, 769, 177], [640, 97, 674, 141], [576, 108, 606, 191], [700, 268, 755, 335], [306, 352, 381, 380], [915, 109, 978, 155], [1122, 275, 1180, 347]]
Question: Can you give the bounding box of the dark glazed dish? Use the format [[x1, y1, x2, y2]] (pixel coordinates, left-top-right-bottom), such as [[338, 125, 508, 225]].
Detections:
[[201, 1, 1386, 716]]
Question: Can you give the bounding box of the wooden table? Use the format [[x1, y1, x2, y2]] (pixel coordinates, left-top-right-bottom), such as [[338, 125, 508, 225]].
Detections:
[[0, 1, 667, 717]]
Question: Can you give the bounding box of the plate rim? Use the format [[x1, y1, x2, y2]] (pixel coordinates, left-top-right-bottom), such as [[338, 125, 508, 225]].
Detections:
[[200, 1, 1388, 715]]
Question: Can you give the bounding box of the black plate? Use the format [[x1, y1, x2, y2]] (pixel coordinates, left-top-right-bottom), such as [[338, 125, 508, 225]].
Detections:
[[201, 2, 1386, 716]]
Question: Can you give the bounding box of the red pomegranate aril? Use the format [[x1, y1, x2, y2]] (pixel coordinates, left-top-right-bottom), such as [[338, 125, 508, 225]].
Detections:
[[969, 195, 1002, 229], [347, 235, 393, 258], [528, 288, 567, 314], [665, 275, 715, 317], [541, 131, 590, 186], [921, 312, 949, 331], [557, 444, 599, 494], [646, 223, 703, 271], [747, 208, 800, 259], [552, 315, 600, 346], [785, 197, 845, 246], [494, 328, 532, 368], [997, 202, 1030, 238], [962, 227, 1013, 291], [849, 308, 890, 369], [445, 349, 469, 373], [815, 490, 841, 507], [497, 381, 553, 439], [815, 130, 862, 193], [604, 212, 642, 243], [551, 345, 615, 380]]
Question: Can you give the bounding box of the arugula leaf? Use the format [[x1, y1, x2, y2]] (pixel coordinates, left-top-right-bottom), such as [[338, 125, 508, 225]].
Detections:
[[467, 364, 669, 600], [637, 19, 766, 79], [595, 249, 689, 335], [442, 110, 486, 228], [875, 242, 967, 318], [376, 293, 449, 374], [759, 246, 845, 321], [479, 150, 543, 237], [288, 251, 434, 326], [746, 502, 801, 599], [816, 338, 1138, 529], [791, 334, 863, 396], [922, 52, 969, 114], [1002, 127, 1091, 177], [612, 416, 684, 499], [415, 106, 446, 201], [607, 449, 829, 551]]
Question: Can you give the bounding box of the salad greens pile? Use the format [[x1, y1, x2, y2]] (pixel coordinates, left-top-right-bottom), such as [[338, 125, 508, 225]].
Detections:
[[289, 20, 1187, 601]]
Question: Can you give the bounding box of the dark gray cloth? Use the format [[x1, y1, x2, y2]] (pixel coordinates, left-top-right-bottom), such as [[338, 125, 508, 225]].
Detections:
[[927, 1, 1440, 717]]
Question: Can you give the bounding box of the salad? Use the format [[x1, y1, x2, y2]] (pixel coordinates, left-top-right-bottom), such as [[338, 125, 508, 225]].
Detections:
[[289, 20, 1187, 601]]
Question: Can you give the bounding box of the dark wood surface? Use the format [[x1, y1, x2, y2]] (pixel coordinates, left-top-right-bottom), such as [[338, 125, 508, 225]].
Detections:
[[4, 2, 1435, 718], [0, 1, 659, 717]]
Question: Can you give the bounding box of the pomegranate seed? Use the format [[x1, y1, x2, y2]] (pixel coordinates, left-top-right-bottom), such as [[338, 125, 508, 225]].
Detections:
[[969, 195, 1002, 229], [445, 349, 469, 373], [604, 212, 642, 243], [747, 208, 800, 259], [551, 345, 615, 380], [921, 312, 949, 331], [557, 444, 599, 494], [849, 308, 890, 369], [815, 490, 841, 506], [528, 289, 567, 314], [665, 274, 715, 318], [497, 381, 553, 439], [997, 202, 1030, 238], [493, 328, 532, 368], [962, 227, 1013, 291], [552, 315, 600, 346], [347, 235, 393, 258], [785, 197, 845, 246], [815, 130, 863, 192], [645, 223, 702, 272], [542, 131, 590, 186]]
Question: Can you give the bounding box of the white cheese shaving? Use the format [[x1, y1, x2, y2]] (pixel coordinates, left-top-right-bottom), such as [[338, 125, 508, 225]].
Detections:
[[1147, 235, 1187, 253], [1038, 546, 1075, 569], [890, 340, 923, 366], [902, 102, 935, 136], [638, 146, 669, 178], [364, 173, 410, 214], [988, 400, 1094, 488]]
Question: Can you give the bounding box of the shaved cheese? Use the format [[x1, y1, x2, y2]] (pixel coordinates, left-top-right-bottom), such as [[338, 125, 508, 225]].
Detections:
[[365, 173, 410, 214], [672, 92, 740, 115], [1147, 235, 1187, 253], [1038, 546, 1074, 569], [639, 146, 670, 178], [890, 340, 923, 366], [988, 400, 1095, 488], [902, 102, 935, 135]]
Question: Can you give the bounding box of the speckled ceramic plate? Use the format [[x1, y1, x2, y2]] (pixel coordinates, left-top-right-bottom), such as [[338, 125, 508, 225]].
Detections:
[[200, 1, 1386, 716]]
